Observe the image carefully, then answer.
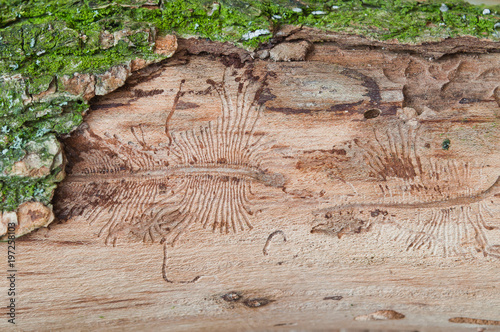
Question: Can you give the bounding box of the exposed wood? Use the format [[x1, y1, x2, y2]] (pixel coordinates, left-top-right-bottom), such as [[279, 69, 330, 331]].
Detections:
[[2, 37, 500, 331]]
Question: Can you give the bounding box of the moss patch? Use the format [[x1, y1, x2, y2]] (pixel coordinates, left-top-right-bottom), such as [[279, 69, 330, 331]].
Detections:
[[264, 0, 500, 43], [1, 172, 60, 211], [0, 0, 499, 211]]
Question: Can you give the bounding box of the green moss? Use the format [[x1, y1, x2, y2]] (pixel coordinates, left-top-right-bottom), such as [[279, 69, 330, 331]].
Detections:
[[261, 0, 500, 43], [0, 0, 499, 211], [0, 174, 59, 211]]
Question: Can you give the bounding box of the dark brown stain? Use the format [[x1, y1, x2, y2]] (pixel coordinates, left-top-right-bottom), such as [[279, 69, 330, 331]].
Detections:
[[181, 85, 216, 97], [341, 68, 381, 106], [178, 39, 253, 68], [265, 103, 360, 115], [258, 87, 276, 104], [323, 296, 343, 301], [90, 103, 128, 110], [327, 100, 364, 113], [175, 100, 200, 110], [125, 64, 165, 87], [133, 88, 164, 99], [220, 53, 246, 69], [165, 80, 186, 145], [379, 104, 399, 116]]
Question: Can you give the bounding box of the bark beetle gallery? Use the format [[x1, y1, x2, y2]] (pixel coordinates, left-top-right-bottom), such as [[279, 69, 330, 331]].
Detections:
[[55, 60, 500, 281], [312, 122, 500, 257], [57, 67, 284, 246]]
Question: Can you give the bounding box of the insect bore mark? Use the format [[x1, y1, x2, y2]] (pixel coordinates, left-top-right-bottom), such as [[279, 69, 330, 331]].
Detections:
[[161, 240, 202, 284], [263, 230, 287, 256]]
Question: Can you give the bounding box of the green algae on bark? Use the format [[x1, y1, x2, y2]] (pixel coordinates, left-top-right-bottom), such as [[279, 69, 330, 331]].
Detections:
[[0, 0, 499, 212]]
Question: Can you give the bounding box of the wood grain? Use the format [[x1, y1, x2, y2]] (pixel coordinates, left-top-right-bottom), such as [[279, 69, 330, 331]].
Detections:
[[1, 39, 500, 331]]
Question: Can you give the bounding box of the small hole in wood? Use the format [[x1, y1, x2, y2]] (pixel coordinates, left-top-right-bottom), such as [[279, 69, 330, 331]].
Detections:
[[243, 298, 273, 308], [222, 292, 242, 302], [364, 108, 381, 119]]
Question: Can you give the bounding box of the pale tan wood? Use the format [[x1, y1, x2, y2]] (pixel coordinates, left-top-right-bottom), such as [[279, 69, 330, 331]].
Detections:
[[2, 38, 500, 331]]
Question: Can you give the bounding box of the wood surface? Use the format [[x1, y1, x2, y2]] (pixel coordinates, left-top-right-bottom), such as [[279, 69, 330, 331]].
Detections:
[[1, 36, 500, 331]]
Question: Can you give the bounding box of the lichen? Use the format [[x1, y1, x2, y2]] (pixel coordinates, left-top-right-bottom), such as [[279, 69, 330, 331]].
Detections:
[[0, 0, 499, 211]]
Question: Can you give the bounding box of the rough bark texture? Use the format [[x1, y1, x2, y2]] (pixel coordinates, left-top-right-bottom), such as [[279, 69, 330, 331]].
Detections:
[[1, 32, 499, 330]]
